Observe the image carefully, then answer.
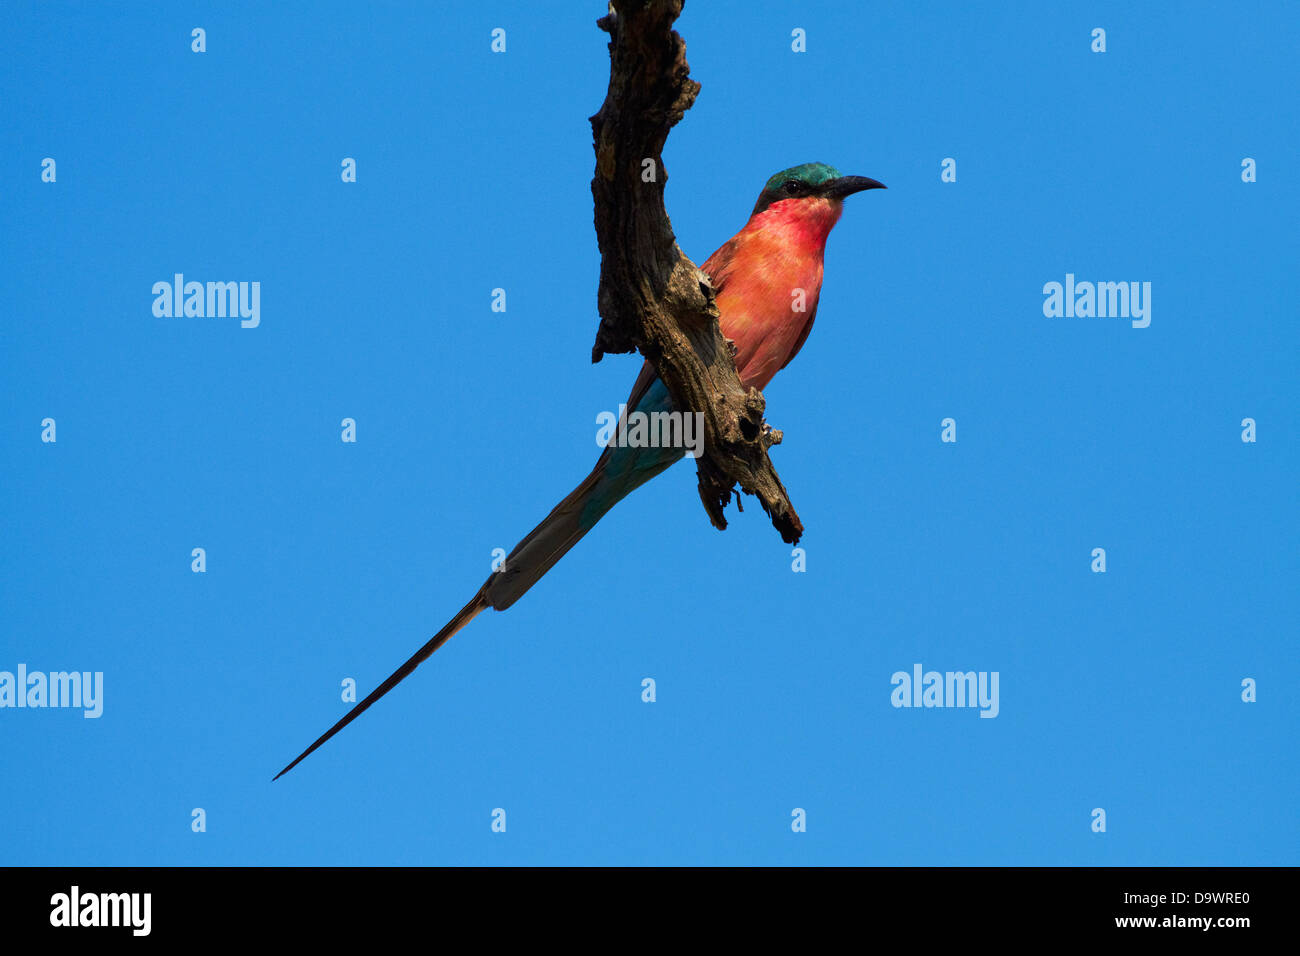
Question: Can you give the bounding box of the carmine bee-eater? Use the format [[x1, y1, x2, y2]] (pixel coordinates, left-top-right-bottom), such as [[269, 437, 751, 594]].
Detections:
[[275, 162, 885, 779]]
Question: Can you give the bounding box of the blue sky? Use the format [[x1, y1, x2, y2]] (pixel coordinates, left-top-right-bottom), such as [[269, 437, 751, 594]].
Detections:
[[1, 1, 1295, 865]]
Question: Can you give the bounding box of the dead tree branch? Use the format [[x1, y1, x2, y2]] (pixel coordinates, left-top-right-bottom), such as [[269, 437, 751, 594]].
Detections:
[[588, 0, 804, 544]]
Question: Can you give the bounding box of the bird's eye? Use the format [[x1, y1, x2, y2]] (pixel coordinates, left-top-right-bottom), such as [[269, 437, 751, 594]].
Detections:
[[782, 180, 803, 194]]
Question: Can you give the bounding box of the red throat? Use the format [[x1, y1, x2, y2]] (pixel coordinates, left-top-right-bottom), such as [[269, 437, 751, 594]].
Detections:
[[748, 196, 843, 252]]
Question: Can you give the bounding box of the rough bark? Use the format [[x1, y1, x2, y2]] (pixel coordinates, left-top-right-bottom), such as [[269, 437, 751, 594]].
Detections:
[[588, 0, 804, 544]]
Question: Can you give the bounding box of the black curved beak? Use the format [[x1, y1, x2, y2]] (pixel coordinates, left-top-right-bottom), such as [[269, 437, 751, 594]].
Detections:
[[823, 175, 886, 199]]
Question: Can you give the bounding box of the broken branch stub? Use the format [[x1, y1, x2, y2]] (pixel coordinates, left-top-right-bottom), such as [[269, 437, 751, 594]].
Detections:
[[588, 0, 804, 544]]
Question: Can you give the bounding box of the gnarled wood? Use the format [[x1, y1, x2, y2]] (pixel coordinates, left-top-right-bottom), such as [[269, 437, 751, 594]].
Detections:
[[588, 0, 803, 544]]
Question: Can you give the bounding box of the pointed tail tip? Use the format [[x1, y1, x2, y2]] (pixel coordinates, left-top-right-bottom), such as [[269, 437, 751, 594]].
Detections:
[[270, 590, 491, 783], [271, 738, 324, 782]]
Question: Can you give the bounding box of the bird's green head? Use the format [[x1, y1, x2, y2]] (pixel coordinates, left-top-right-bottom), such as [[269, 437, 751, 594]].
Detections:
[[751, 162, 886, 217]]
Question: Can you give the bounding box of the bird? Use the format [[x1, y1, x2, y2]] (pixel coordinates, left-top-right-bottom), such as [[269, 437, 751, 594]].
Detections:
[[274, 162, 885, 779]]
